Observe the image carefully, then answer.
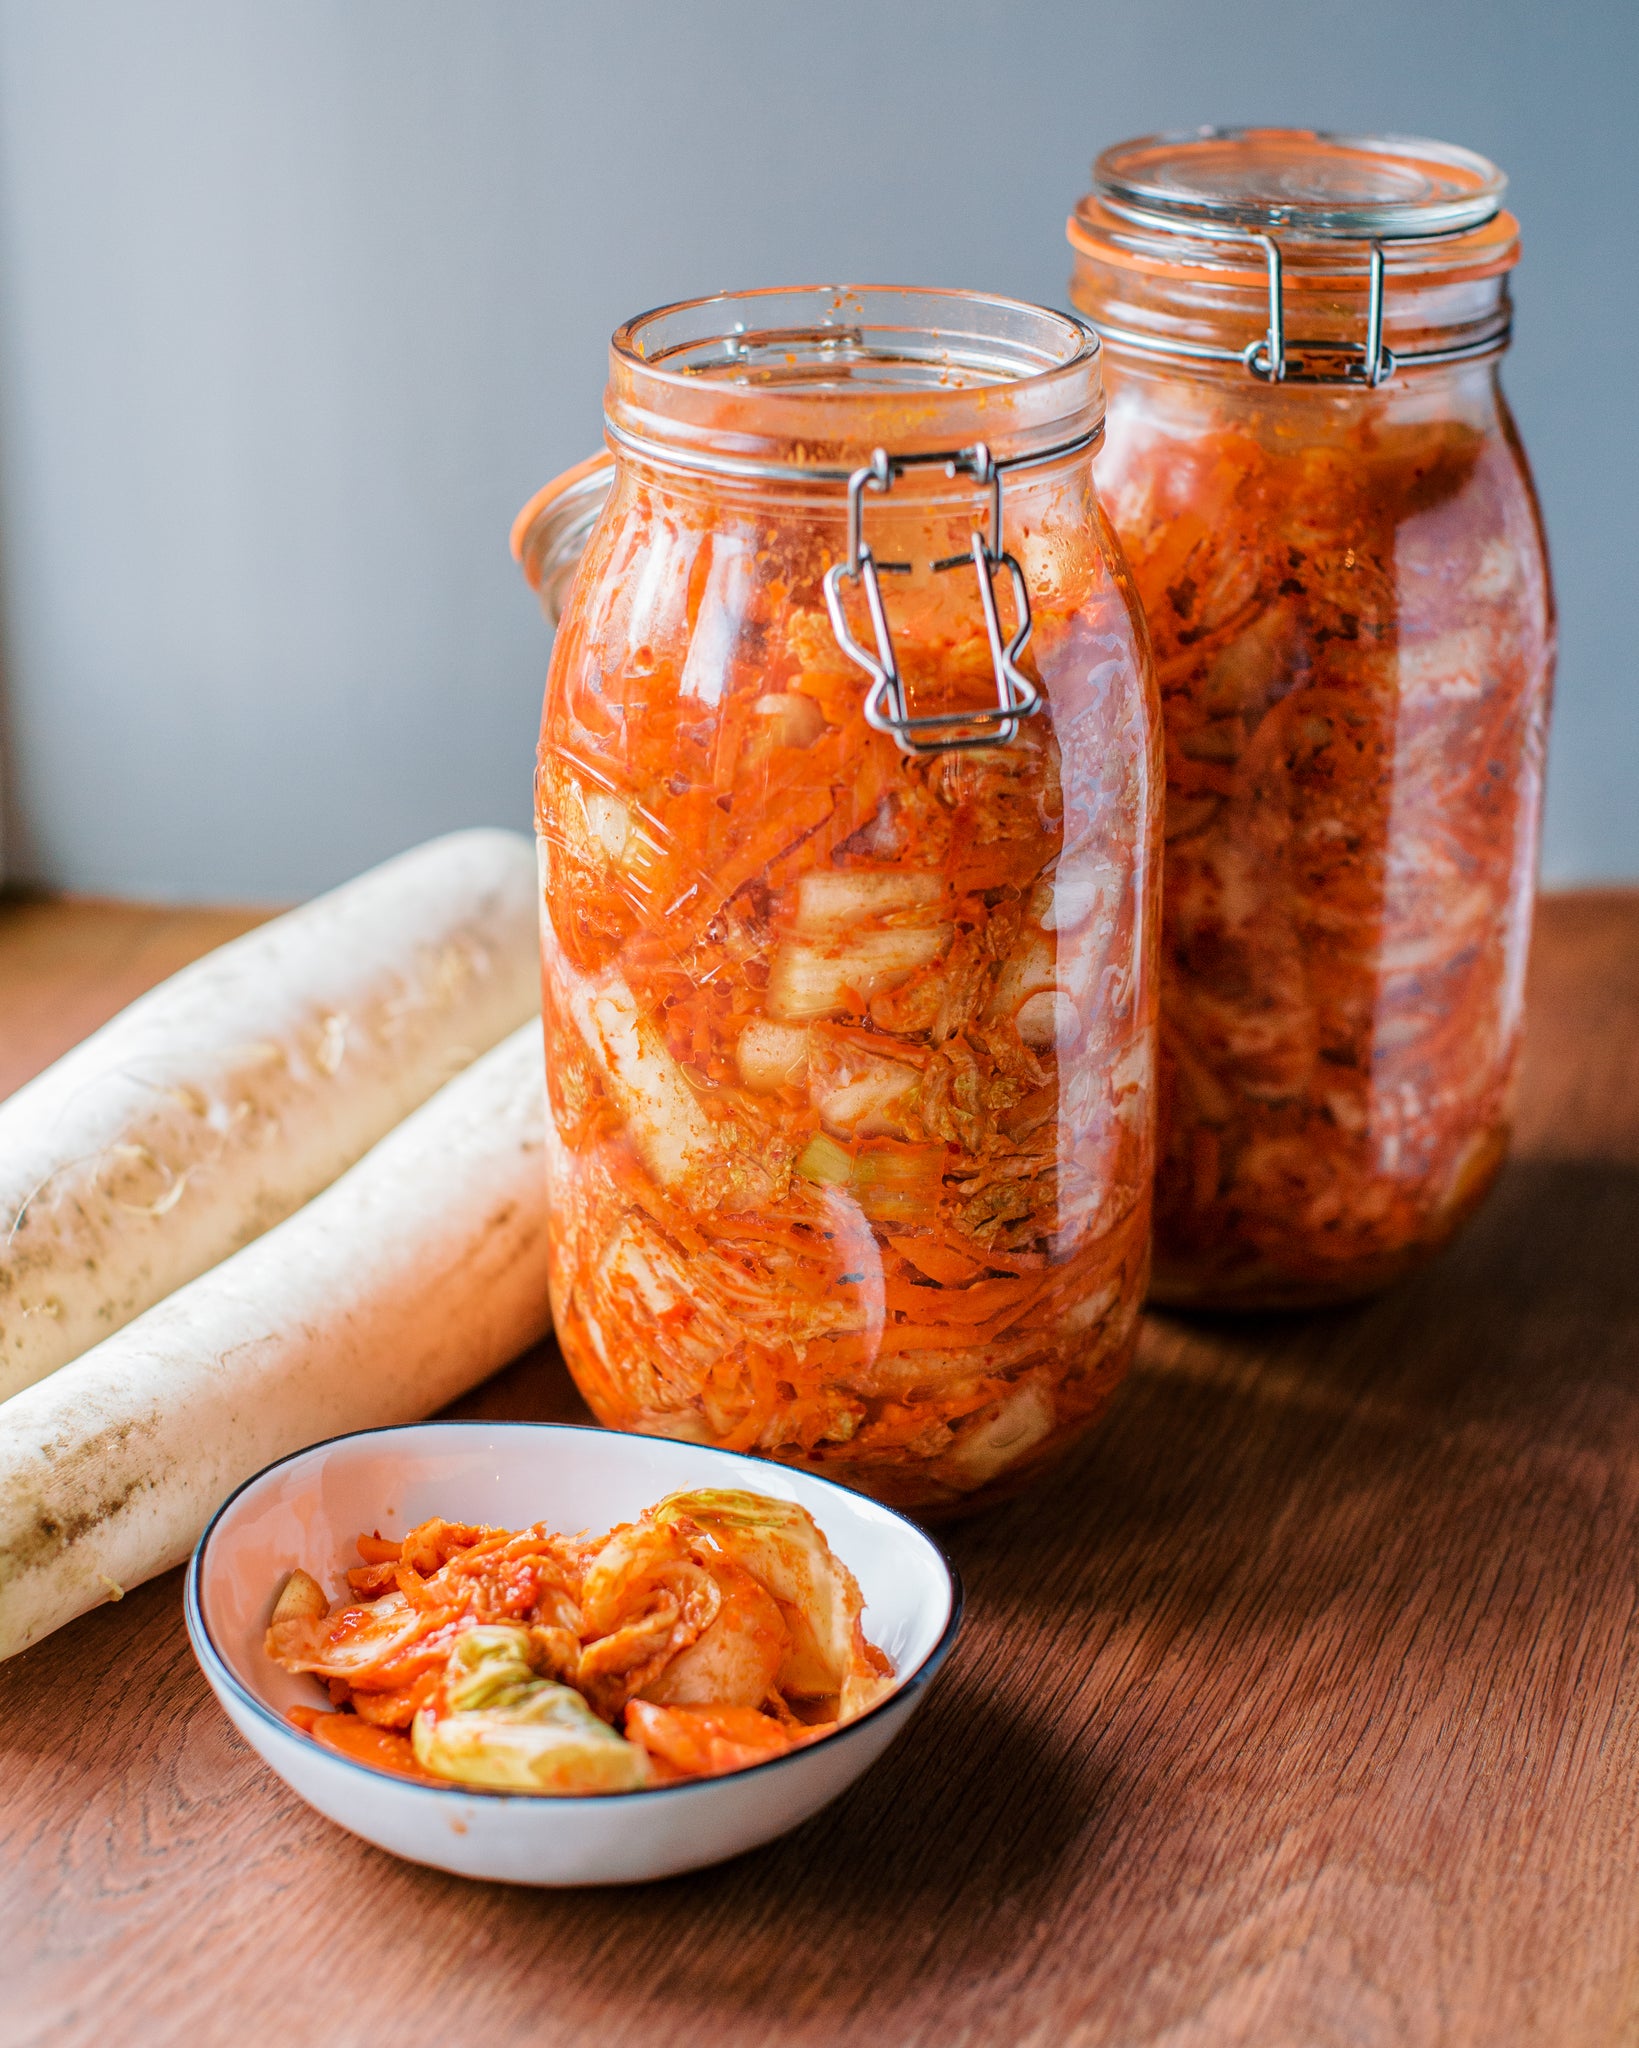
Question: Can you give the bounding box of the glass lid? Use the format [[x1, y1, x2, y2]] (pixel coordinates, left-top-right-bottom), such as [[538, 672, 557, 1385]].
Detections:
[[1093, 128, 1507, 242]]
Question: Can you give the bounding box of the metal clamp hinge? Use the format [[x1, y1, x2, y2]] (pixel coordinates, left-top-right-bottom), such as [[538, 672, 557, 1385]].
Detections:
[[822, 444, 1041, 756], [1087, 229, 1417, 387], [1244, 232, 1392, 387]]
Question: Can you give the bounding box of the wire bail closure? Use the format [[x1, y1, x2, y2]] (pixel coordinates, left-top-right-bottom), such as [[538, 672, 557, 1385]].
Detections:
[[1242, 233, 1390, 386], [1082, 227, 1487, 387], [822, 443, 1042, 756]]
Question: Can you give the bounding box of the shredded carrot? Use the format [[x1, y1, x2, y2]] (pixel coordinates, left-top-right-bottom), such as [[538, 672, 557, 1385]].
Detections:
[[884, 1234, 986, 1285], [268, 1496, 891, 1790], [1099, 370, 1553, 1307], [534, 446, 1159, 1508]]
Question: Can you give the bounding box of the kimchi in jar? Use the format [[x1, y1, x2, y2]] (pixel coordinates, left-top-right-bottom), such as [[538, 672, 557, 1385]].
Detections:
[[1068, 131, 1555, 1309], [515, 287, 1160, 1512]]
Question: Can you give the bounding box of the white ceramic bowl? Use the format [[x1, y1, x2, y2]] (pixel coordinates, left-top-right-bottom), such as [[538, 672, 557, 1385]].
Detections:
[[186, 1420, 961, 1886]]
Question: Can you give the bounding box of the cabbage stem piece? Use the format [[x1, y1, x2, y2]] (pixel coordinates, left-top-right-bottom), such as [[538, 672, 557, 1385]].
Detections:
[[814, 1058, 919, 1138], [768, 929, 949, 1022], [941, 1381, 1057, 1487], [567, 976, 717, 1191], [577, 1516, 791, 1718], [412, 1626, 651, 1794], [797, 1137, 945, 1226], [744, 692, 827, 756], [736, 1021, 811, 1092], [796, 1133, 853, 1186], [790, 870, 945, 936], [847, 1144, 945, 1226]]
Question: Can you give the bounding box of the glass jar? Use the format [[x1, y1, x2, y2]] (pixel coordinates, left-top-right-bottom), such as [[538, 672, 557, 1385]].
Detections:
[[1068, 131, 1556, 1310], [515, 286, 1161, 1512]]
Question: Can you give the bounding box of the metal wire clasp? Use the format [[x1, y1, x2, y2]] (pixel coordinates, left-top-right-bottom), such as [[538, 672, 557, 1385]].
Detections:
[[1242, 233, 1391, 386], [822, 443, 1042, 756], [1084, 232, 1413, 387]]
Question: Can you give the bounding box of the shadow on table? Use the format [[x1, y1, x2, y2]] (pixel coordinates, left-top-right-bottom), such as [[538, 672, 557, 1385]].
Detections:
[[986, 1148, 1639, 1586], [378, 1160, 1631, 2028], [459, 1155, 1639, 2037], [431, 1344, 1117, 1992], [8, 1158, 1639, 2046], [412, 1646, 1113, 2039]]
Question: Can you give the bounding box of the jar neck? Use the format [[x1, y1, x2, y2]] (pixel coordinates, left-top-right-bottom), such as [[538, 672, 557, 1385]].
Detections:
[[605, 286, 1104, 485], [1067, 205, 1518, 390], [1098, 346, 1507, 427]]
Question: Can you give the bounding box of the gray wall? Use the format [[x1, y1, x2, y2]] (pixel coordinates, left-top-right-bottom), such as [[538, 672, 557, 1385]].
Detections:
[[0, 0, 1632, 901]]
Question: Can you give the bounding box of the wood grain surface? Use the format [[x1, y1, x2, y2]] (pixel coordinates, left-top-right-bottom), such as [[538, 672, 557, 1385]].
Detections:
[[2, 890, 1637, 2048], [0, 893, 270, 1099]]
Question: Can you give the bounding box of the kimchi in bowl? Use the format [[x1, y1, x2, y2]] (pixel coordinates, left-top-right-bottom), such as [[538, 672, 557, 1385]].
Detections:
[[185, 1420, 961, 1885]]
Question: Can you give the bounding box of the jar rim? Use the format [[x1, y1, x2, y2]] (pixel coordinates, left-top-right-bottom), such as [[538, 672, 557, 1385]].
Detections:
[[613, 284, 1097, 392], [1092, 127, 1506, 243], [605, 285, 1104, 479]]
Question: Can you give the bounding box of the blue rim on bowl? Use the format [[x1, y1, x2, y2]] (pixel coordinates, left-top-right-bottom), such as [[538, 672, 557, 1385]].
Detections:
[[185, 1419, 966, 1805]]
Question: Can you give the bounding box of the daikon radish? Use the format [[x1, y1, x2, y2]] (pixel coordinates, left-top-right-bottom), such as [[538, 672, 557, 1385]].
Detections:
[[0, 828, 539, 1404], [0, 1022, 551, 1662]]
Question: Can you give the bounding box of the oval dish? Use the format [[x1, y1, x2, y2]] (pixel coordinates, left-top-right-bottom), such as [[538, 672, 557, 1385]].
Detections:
[[186, 1420, 961, 1885]]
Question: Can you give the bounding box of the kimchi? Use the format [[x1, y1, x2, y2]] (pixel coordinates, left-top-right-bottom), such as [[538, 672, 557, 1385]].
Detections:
[[1070, 130, 1556, 1307], [521, 288, 1161, 1509], [267, 1490, 894, 1792]]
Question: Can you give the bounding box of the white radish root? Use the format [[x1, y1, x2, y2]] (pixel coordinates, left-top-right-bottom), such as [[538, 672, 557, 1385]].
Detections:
[[0, 1023, 552, 1662], [0, 829, 540, 1403]]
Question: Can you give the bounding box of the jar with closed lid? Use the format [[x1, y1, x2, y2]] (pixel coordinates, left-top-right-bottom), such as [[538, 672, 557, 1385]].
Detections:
[[1068, 130, 1556, 1310], [515, 286, 1161, 1512]]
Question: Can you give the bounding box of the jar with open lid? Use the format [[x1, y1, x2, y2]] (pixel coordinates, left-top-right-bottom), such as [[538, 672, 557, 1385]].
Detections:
[[515, 286, 1160, 1512], [1068, 130, 1556, 1309]]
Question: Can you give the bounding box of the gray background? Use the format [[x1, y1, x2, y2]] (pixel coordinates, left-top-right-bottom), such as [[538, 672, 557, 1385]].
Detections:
[[0, 0, 1632, 902]]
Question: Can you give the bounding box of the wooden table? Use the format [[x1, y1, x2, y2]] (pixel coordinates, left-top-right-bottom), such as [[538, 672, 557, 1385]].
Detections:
[[3, 890, 1637, 2048]]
